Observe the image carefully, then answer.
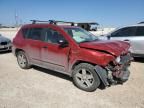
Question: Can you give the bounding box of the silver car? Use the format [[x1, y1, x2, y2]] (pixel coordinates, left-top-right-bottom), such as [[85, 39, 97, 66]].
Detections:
[[105, 24, 144, 57], [0, 34, 11, 52]]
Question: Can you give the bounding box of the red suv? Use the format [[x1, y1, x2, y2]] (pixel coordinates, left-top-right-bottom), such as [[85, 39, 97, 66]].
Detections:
[[12, 20, 132, 92]]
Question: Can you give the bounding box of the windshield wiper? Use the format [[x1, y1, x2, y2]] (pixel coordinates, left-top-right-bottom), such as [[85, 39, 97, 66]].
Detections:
[[81, 39, 99, 43], [80, 40, 92, 43]]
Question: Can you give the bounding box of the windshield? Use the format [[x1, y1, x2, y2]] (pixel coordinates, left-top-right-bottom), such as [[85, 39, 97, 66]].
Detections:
[[64, 28, 99, 43]]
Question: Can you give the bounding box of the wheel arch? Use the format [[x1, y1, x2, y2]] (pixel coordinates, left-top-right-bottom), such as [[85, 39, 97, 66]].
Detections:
[[71, 60, 109, 88], [71, 60, 96, 71], [15, 48, 31, 69], [15, 48, 25, 56]]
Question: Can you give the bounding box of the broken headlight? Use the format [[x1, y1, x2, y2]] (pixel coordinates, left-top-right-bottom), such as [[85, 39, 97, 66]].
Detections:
[[115, 56, 121, 63]]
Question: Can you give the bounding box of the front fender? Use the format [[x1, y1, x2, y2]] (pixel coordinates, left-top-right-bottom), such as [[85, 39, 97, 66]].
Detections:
[[68, 48, 115, 74]]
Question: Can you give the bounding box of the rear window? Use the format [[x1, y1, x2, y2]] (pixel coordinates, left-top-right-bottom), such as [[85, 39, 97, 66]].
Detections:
[[136, 27, 144, 36]]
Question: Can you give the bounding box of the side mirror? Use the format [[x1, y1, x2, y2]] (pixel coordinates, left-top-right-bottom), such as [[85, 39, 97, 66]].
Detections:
[[58, 39, 69, 48]]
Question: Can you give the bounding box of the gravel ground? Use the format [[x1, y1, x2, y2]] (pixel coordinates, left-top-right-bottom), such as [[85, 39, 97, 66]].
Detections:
[[0, 52, 144, 108], [0, 29, 144, 108]]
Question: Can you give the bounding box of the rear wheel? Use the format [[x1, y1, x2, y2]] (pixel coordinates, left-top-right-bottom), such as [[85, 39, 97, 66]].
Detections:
[[16, 51, 31, 69], [72, 63, 100, 92]]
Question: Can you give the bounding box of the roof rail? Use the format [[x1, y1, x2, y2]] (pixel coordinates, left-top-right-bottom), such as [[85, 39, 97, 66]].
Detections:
[[30, 20, 75, 26]]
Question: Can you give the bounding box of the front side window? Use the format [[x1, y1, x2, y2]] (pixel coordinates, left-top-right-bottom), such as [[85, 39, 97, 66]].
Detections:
[[111, 27, 136, 37], [44, 28, 65, 44], [64, 28, 98, 43], [27, 28, 43, 41], [136, 27, 144, 36]]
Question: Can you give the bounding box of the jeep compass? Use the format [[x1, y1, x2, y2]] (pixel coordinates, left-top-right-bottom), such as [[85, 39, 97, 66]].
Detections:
[[12, 20, 132, 92]]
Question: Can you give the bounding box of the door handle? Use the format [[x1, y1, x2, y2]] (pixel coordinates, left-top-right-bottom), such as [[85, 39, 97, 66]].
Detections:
[[42, 46, 48, 49]]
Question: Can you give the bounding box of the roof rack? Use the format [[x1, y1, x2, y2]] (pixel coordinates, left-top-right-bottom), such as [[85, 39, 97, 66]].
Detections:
[[30, 20, 75, 26], [30, 20, 99, 25], [30, 20, 99, 31], [138, 21, 144, 24]]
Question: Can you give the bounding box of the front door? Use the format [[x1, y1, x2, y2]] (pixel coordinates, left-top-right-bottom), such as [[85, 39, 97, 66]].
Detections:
[[41, 27, 70, 72]]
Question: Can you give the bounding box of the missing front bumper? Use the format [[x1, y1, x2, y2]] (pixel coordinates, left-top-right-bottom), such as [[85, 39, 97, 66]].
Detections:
[[95, 53, 132, 87]]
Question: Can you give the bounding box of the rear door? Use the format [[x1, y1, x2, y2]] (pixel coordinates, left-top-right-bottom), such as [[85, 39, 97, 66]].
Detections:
[[24, 28, 44, 65], [110, 27, 137, 53]]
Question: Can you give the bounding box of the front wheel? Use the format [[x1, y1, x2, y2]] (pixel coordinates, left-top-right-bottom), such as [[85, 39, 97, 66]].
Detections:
[[16, 51, 31, 69], [72, 63, 100, 92]]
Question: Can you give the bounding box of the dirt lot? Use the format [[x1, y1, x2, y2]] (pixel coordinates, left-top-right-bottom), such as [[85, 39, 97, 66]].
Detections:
[[0, 30, 144, 108]]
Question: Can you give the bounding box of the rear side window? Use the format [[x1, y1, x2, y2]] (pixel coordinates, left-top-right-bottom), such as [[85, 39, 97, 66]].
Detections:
[[27, 28, 43, 41], [136, 27, 144, 36], [111, 27, 136, 37]]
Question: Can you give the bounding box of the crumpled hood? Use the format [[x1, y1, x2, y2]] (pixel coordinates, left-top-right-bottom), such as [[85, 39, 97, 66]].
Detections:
[[0, 35, 10, 42], [79, 40, 130, 56]]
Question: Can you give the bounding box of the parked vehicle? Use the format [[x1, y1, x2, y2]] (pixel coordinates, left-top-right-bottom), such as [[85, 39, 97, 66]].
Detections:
[[0, 34, 11, 52], [12, 20, 132, 92], [76, 22, 99, 31], [103, 23, 144, 57]]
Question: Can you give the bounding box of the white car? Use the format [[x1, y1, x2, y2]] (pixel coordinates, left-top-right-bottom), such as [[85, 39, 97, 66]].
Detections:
[[102, 23, 144, 57], [0, 34, 12, 52]]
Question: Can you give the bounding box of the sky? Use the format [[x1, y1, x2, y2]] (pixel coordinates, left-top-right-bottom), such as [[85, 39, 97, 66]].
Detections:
[[0, 0, 144, 27]]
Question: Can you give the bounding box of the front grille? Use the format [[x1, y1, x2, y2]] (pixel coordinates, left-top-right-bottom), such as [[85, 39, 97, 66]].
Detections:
[[0, 42, 7, 45]]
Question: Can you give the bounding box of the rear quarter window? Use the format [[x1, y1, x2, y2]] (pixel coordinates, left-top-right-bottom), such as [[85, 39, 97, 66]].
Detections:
[[22, 28, 29, 38]]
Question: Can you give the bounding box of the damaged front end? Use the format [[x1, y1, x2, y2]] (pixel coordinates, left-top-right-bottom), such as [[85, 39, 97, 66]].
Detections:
[[95, 52, 133, 87]]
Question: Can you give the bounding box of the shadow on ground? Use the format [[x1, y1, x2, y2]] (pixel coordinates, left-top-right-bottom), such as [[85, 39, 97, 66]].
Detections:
[[133, 57, 144, 63], [32, 66, 106, 90], [33, 66, 72, 82]]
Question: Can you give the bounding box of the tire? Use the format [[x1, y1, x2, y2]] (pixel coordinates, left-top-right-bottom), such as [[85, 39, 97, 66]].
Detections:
[[72, 63, 100, 92], [16, 51, 31, 69]]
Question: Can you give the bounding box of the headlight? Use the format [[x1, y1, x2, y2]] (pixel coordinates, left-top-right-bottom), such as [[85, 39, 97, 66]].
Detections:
[[115, 56, 121, 63]]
